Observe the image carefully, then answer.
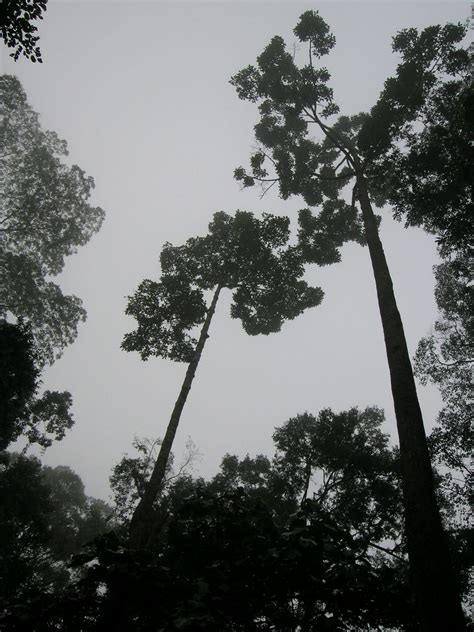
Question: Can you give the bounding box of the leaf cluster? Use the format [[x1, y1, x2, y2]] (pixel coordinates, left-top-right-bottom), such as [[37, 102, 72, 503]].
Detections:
[[358, 23, 468, 160], [0, 0, 47, 62], [272, 407, 403, 549], [370, 79, 473, 252]]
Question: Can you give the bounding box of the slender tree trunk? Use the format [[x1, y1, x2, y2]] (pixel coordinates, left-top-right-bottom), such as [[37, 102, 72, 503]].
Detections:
[[300, 461, 312, 505], [356, 173, 466, 631], [129, 284, 222, 549]]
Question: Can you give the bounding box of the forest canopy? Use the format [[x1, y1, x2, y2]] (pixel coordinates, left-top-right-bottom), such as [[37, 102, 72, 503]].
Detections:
[[0, 5, 472, 631]]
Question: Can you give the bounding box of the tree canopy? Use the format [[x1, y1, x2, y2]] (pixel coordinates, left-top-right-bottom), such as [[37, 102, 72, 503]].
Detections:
[[231, 12, 468, 240], [414, 249, 473, 517], [0, 75, 105, 364], [123, 210, 323, 363], [0, 453, 112, 618], [3, 407, 417, 631]]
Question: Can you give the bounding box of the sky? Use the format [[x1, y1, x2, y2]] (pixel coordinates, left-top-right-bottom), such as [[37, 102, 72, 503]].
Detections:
[[1, 1, 470, 502]]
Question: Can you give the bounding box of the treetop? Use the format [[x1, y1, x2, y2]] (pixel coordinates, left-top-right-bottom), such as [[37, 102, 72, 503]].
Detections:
[[122, 210, 324, 362]]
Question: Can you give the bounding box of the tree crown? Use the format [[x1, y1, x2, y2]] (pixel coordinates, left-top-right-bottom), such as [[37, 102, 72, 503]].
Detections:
[[122, 210, 324, 362]]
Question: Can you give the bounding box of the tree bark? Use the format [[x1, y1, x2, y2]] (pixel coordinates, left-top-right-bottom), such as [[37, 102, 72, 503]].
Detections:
[[356, 173, 466, 631], [129, 284, 222, 549]]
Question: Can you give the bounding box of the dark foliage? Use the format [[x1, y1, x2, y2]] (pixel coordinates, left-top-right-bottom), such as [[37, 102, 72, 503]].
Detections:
[[123, 211, 323, 363], [0, 0, 47, 62], [415, 249, 473, 518], [2, 493, 413, 632], [0, 321, 39, 450], [0, 453, 113, 623], [0, 320, 74, 450], [3, 405, 472, 630]]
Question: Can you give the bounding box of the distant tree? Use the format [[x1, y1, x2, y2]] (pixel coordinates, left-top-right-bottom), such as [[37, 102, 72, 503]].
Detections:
[[0, 0, 48, 62], [272, 407, 403, 555], [0, 75, 105, 364], [123, 210, 323, 548], [41, 464, 113, 560], [18, 408, 416, 631], [110, 437, 164, 525], [414, 249, 473, 519], [230, 11, 468, 628], [110, 435, 199, 528], [0, 452, 54, 608], [208, 452, 296, 522], [0, 320, 74, 450], [0, 453, 112, 620]]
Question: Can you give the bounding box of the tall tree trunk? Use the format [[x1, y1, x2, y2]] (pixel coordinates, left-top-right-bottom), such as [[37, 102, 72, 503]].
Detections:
[[356, 173, 466, 631], [129, 284, 222, 549]]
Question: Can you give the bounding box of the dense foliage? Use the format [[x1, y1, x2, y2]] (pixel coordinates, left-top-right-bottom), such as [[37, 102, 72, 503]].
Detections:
[[2, 408, 416, 631], [0, 452, 112, 623], [0, 0, 48, 62], [123, 210, 323, 362], [414, 249, 473, 518], [0, 320, 74, 451], [0, 75, 105, 364]]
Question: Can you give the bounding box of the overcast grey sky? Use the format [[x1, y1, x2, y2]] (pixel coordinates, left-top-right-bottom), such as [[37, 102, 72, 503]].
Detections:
[[2, 1, 469, 501]]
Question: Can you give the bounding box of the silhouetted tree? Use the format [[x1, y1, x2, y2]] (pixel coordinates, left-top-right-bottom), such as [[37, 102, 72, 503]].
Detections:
[[11, 407, 416, 631], [369, 75, 473, 255], [273, 407, 403, 554], [230, 11, 468, 629], [0, 0, 47, 62], [123, 210, 323, 548], [0, 320, 74, 450], [0, 453, 112, 620], [0, 75, 105, 364]]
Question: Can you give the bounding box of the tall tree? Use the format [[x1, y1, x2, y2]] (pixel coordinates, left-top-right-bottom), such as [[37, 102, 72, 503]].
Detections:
[[230, 11, 468, 629], [0, 75, 105, 364], [0, 0, 47, 62], [123, 210, 324, 548]]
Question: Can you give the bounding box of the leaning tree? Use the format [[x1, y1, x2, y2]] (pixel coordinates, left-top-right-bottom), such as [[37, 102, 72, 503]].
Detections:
[[122, 210, 340, 549], [230, 11, 468, 630]]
